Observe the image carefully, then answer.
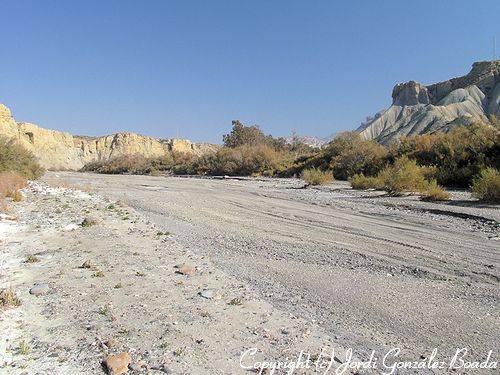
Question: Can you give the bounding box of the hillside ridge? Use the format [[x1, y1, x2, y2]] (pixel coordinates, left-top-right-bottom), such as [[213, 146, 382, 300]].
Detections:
[[0, 103, 218, 170], [358, 60, 500, 144]]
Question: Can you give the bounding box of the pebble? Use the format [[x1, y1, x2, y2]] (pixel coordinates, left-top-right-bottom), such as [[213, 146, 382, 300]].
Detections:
[[103, 352, 131, 375], [129, 362, 143, 371], [200, 289, 214, 299], [62, 223, 79, 231], [199, 289, 221, 300], [176, 263, 197, 276], [29, 283, 50, 296], [81, 260, 93, 269], [104, 339, 118, 348]]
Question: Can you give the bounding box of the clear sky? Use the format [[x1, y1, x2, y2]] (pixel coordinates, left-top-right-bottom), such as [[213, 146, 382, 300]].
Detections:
[[1, 1, 499, 143]]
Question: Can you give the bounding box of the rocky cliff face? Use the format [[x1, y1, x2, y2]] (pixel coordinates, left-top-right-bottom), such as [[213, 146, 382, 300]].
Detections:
[[358, 60, 500, 144], [0, 104, 219, 170]]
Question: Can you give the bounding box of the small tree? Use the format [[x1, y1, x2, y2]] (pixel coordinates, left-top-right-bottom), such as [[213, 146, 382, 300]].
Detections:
[[222, 120, 268, 148]]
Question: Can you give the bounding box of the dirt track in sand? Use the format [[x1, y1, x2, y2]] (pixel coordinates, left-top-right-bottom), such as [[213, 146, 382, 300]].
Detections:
[[45, 172, 500, 364]]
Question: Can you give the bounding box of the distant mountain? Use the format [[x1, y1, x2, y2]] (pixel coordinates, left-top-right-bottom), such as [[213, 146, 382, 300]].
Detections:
[[283, 133, 335, 148], [358, 60, 500, 144]]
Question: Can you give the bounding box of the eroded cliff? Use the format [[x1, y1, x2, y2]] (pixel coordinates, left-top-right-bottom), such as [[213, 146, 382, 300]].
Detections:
[[358, 60, 500, 144], [0, 104, 218, 170]]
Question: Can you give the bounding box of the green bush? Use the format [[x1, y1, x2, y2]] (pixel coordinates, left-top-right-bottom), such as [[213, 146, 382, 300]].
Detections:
[[471, 168, 500, 203], [349, 174, 383, 190], [0, 137, 44, 179], [350, 157, 451, 200], [82, 154, 175, 175], [391, 122, 499, 186], [376, 156, 427, 195], [301, 168, 332, 186], [189, 144, 285, 176], [285, 132, 388, 180]]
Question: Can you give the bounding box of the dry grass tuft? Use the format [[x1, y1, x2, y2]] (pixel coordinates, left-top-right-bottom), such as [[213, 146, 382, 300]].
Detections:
[[80, 217, 97, 227], [92, 270, 105, 278], [18, 340, 30, 355], [25, 254, 40, 263], [0, 172, 27, 209], [0, 288, 22, 309]]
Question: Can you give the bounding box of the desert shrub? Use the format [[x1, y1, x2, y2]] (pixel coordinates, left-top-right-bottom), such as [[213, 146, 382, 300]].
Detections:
[[0, 173, 27, 197], [82, 154, 175, 175], [179, 147, 300, 177], [81, 154, 147, 174], [377, 156, 427, 195], [349, 174, 383, 190], [0, 172, 28, 211], [471, 168, 500, 203], [327, 132, 389, 179], [391, 122, 499, 186], [420, 180, 451, 201], [81, 121, 310, 177], [349, 156, 450, 201], [201, 144, 284, 176], [285, 132, 388, 179], [0, 137, 44, 179], [301, 168, 332, 186], [350, 157, 451, 199]]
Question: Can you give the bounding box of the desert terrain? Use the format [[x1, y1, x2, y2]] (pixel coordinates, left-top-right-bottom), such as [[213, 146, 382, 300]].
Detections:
[[3, 171, 492, 374], [2, 177, 353, 374]]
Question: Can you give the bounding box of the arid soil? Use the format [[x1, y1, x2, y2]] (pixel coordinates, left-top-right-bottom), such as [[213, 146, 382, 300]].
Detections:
[[1, 181, 348, 374], [41, 172, 500, 371], [1, 172, 499, 374]]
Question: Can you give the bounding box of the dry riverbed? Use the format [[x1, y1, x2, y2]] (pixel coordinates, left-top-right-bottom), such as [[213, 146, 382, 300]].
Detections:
[[0, 181, 348, 374], [44, 172, 500, 374], [1, 173, 499, 374]]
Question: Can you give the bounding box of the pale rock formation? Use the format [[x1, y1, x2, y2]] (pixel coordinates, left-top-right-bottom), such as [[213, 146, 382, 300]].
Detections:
[[358, 60, 500, 144], [0, 104, 219, 170]]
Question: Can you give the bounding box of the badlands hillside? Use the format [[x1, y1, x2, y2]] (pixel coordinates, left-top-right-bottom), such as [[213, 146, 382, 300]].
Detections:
[[0, 104, 218, 171], [358, 60, 500, 144]]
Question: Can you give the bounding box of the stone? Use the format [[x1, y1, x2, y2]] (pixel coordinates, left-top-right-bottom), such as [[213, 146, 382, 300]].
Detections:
[[176, 263, 196, 276], [150, 364, 171, 373], [104, 339, 118, 348], [63, 223, 79, 231], [81, 260, 93, 269], [29, 283, 50, 296], [103, 352, 131, 375], [199, 289, 221, 300], [128, 362, 145, 372]]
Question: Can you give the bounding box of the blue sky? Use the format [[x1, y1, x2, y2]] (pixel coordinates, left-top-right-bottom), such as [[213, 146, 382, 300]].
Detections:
[[1, 1, 499, 143]]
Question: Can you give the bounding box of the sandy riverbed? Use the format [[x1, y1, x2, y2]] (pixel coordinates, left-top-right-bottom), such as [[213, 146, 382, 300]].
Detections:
[[1, 173, 499, 374]]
